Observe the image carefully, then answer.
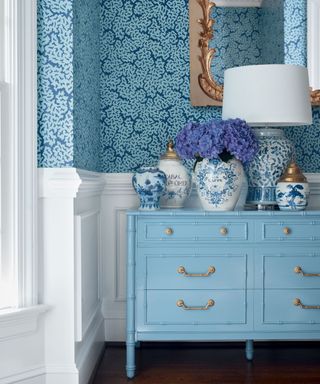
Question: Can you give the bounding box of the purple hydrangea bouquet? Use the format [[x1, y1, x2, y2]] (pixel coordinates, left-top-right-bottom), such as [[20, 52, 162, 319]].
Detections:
[[175, 118, 258, 166], [175, 118, 259, 211]]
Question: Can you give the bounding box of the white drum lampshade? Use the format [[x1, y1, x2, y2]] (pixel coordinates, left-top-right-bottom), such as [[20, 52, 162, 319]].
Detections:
[[222, 64, 312, 208]]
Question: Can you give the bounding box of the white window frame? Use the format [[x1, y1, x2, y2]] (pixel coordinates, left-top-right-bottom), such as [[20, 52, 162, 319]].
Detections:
[[308, 0, 320, 90], [0, 0, 38, 310]]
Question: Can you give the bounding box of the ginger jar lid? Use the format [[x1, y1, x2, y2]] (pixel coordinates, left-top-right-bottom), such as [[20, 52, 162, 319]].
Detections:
[[160, 140, 180, 160], [278, 160, 307, 183]]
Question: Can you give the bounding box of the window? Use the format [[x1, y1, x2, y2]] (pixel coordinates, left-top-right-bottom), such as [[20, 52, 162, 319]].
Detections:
[[0, 0, 37, 310], [308, 0, 320, 90]]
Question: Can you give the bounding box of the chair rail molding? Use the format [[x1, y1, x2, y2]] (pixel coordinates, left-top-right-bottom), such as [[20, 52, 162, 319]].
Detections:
[[38, 168, 82, 198], [100, 172, 320, 341]]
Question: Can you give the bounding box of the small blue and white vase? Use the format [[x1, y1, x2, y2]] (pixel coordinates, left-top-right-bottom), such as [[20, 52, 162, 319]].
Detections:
[[194, 158, 244, 211], [276, 161, 309, 211], [158, 140, 191, 208], [132, 167, 167, 210]]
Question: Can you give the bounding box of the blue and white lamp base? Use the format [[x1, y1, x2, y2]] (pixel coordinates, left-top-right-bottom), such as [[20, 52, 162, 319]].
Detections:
[[246, 128, 293, 208]]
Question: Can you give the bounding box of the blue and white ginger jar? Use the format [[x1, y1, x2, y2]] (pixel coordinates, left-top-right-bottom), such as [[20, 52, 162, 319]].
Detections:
[[158, 141, 191, 208], [132, 167, 167, 210], [276, 161, 309, 211], [246, 128, 293, 206], [194, 158, 244, 211]]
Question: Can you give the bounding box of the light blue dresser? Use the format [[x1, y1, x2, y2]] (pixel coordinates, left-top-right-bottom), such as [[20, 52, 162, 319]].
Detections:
[[126, 210, 320, 378]]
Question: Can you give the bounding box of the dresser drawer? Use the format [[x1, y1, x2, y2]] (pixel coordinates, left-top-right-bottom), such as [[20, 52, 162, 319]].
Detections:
[[263, 255, 320, 289], [261, 290, 320, 326], [146, 255, 247, 290], [146, 290, 247, 325], [258, 221, 320, 242], [138, 220, 249, 242]]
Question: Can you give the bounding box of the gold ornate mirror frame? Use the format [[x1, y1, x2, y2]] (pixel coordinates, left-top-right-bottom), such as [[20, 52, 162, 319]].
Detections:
[[189, 0, 320, 107]]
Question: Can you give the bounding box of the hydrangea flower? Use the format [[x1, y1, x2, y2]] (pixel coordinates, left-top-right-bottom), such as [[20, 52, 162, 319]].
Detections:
[[175, 118, 259, 164]]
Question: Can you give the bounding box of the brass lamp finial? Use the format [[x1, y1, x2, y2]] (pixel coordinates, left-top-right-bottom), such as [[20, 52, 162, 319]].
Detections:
[[160, 139, 180, 160], [278, 160, 307, 183]]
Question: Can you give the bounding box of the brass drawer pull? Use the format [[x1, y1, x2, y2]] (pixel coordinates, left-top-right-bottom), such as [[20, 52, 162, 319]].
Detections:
[[294, 266, 320, 277], [293, 298, 320, 309], [177, 265, 215, 277], [164, 228, 174, 236], [176, 299, 215, 311], [220, 227, 228, 236], [283, 227, 291, 235]]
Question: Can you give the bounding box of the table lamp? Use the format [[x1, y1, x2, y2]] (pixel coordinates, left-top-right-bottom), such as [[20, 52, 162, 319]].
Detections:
[[222, 64, 312, 209]]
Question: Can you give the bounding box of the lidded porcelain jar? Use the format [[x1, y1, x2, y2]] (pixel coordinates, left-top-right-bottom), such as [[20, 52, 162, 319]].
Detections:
[[276, 160, 309, 211], [158, 140, 191, 208], [132, 167, 167, 211], [246, 128, 294, 207]]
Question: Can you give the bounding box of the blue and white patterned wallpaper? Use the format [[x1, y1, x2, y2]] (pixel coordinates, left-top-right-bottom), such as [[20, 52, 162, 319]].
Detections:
[[100, 0, 266, 172], [285, 108, 320, 172], [38, 0, 101, 170], [260, 0, 284, 64], [100, 0, 220, 172], [38, 0, 320, 173], [73, 0, 101, 171], [100, 0, 320, 173], [211, 7, 261, 84], [284, 0, 307, 66], [37, 0, 74, 167]]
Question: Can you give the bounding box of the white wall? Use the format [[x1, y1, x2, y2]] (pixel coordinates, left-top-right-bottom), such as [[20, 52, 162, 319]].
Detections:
[[0, 169, 105, 384], [39, 168, 105, 384], [0, 313, 46, 384], [74, 170, 105, 384]]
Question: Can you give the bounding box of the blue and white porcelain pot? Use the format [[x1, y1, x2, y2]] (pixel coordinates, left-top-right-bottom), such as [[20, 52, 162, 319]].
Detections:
[[276, 161, 309, 211], [246, 128, 293, 207], [194, 158, 244, 211], [132, 167, 167, 210], [158, 141, 191, 208]]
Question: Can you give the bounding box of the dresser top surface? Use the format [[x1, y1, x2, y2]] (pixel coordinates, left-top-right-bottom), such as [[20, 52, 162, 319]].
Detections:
[[127, 209, 320, 217]]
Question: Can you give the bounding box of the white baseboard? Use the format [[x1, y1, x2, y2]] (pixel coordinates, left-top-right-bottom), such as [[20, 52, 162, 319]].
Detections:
[[76, 311, 105, 384], [104, 319, 126, 342], [0, 366, 45, 384]]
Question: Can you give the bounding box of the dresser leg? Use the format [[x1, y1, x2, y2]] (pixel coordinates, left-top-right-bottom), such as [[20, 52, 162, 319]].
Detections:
[[245, 339, 254, 361], [126, 341, 136, 378], [126, 216, 136, 378]]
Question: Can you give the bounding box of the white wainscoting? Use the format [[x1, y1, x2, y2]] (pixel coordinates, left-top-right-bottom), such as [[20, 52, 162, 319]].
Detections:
[[101, 173, 320, 341], [100, 174, 139, 341], [38, 168, 105, 384], [74, 170, 105, 384]]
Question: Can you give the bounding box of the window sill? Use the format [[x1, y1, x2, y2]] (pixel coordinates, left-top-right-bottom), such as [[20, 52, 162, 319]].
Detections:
[[0, 304, 50, 341]]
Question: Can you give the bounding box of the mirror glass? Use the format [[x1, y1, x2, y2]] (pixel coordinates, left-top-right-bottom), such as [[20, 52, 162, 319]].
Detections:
[[190, 0, 319, 106]]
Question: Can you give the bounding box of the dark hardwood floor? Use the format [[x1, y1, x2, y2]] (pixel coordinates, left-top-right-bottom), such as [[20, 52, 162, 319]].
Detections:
[[92, 342, 320, 384]]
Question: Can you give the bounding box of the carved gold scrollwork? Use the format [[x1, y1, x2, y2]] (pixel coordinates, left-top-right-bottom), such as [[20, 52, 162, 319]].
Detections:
[[311, 89, 320, 106], [196, 0, 320, 106], [197, 0, 223, 104]]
